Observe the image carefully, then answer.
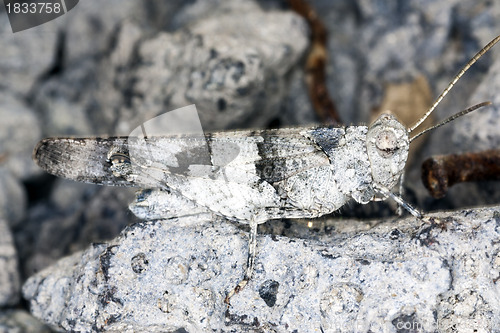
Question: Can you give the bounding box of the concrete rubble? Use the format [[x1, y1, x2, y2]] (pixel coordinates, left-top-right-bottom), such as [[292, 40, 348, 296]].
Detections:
[[0, 218, 20, 307], [23, 207, 500, 332]]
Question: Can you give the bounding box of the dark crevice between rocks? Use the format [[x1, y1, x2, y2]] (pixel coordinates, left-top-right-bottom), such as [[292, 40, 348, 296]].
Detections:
[[26, 30, 67, 105], [23, 174, 57, 207]]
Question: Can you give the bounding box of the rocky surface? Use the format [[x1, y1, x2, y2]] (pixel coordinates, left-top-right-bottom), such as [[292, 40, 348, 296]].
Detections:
[[33, 0, 309, 137], [0, 95, 41, 182], [0, 309, 51, 333], [23, 207, 500, 332], [18, 185, 137, 278], [0, 218, 20, 307], [0, 0, 498, 332], [0, 169, 26, 229]]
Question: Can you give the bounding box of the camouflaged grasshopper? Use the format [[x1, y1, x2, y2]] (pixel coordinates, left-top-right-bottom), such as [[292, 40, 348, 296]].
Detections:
[[33, 35, 500, 303]]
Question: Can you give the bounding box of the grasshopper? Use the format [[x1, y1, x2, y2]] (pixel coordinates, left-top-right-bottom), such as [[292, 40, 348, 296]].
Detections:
[[33, 35, 500, 304]]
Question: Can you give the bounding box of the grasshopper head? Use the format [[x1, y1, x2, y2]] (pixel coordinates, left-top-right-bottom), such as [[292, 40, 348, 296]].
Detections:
[[366, 113, 409, 191]]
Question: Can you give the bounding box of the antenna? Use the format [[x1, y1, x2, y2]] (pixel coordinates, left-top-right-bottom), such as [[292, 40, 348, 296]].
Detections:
[[409, 101, 491, 142], [408, 34, 500, 133]]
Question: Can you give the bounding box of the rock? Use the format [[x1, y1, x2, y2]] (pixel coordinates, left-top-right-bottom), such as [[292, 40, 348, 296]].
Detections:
[[18, 184, 137, 278], [23, 207, 500, 332], [34, 1, 309, 136], [56, 0, 137, 65], [0, 169, 26, 228], [304, 0, 458, 125], [0, 10, 56, 95], [0, 94, 41, 180], [0, 218, 20, 307], [451, 57, 500, 152], [117, 2, 308, 133], [0, 309, 51, 333]]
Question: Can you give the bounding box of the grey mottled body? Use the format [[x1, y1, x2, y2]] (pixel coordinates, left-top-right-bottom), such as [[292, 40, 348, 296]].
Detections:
[[34, 113, 410, 304], [34, 114, 408, 224]]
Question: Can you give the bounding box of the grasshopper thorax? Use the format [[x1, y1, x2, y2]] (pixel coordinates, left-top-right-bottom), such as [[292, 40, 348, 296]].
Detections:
[[366, 113, 409, 193]]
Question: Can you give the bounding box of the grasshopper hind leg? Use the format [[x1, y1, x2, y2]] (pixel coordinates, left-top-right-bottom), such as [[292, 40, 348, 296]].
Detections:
[[129, 188, 215, 223], [396, 173, 405, 217], [224, 219, 258, 305], [131, 188, 260, 305]]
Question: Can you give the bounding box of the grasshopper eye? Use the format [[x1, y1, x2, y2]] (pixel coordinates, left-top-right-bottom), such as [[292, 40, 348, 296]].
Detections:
[[109, 152, 131, 165], [107, 146, 132, 178], [375, 129, 398, 158]]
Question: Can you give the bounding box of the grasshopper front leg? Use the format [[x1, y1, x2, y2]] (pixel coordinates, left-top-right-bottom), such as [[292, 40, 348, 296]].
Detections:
[[373, 184, 423, 219], [374, 184, 444, 226]]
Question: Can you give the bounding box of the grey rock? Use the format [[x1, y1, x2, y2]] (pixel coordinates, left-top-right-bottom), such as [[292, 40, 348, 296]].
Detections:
[[55, 0, 138, 65], [54, 0, 189, 63], [0, 61, 41, 237], [0, 8, 56, 95], [279, 68, 317, 127], [0, 309, 51, 333], [18, 184, 137, 278], [0, 218, 20, 307], [119, 2, 308, 133], [23, 207, 500, 332], [302, 0, 460, 125], [33, 65, 97, 136], [0, 169, 26, 228], [34, 1, 309, 136], [451, 56, 500, 152], [305, 0, 499, 123], [136, 0, 187, 31], [0, 94, 42, 181], [31, 0, 154, 136]]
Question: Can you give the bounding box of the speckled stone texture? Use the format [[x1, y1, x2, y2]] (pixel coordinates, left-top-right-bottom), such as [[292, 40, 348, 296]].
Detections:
[[0, 218, 20, 307], [33, 0, 309, 137], [0, 309, 52, 333], [23, 207, 500, 332]]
